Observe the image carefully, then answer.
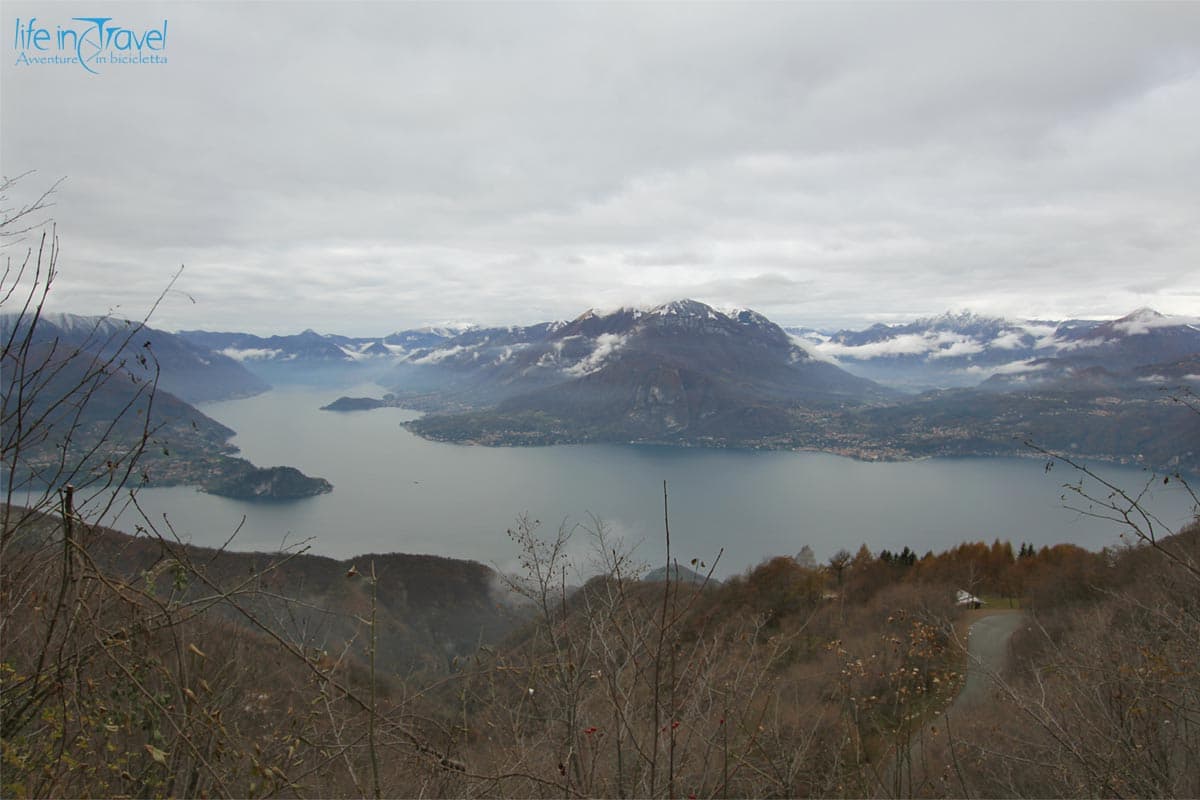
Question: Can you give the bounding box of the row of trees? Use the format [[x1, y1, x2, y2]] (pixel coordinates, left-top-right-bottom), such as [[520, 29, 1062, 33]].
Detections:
[[821, 536, 1106, 609]]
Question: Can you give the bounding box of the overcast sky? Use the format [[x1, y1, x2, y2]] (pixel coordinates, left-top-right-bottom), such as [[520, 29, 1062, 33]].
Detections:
[[3, 1, 1199, 335]]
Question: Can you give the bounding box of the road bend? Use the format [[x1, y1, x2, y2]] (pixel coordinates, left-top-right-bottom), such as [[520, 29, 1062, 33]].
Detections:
[[883, 610, 1025, 798]]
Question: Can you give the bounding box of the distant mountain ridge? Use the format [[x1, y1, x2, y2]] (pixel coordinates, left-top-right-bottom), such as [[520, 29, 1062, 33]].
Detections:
[[20, 305, 1197, 403], [790, 308, 1200, 391], [176, 325, 471, 385], [179, 326, 472, 365], [3, 312, 270, 403], [152, 306, 1200, 396]]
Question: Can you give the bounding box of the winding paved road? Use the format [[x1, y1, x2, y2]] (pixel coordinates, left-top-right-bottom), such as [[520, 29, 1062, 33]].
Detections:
[[884, 611, 1026, 797], [955, 611, 1025, 708]]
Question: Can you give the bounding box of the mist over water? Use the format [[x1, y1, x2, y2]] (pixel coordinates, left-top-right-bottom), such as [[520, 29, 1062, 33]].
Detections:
[[82, 387, 1198, 579]]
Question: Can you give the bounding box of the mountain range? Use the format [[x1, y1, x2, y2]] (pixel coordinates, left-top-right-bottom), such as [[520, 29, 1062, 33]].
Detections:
[[376, 302, 1198, 469], [177, 325, 470, 385], [171, 306, 1199, 399], [791, 307, 1200, 391], [7, 303, 1197, 481]]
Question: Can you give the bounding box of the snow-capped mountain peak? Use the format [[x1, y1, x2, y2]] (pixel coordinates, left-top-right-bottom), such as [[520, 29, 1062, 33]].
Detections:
[[1108, 308, 1171, 336], [647, 299, 721, 319]]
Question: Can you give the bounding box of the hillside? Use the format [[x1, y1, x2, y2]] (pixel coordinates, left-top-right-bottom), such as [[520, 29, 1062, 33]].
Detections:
[[0, 504, 524, 797], [55, 512, 522, 673], [1, 322, 330, 499], [2, 312, 270, 403], [7, 497, 1195, 798]]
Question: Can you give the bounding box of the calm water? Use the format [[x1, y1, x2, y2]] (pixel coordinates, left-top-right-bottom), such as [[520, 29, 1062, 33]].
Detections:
[[69, 387, 1199, 578]]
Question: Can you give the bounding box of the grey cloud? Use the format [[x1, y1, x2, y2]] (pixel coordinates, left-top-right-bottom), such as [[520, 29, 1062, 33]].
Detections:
[[2, 1, 1198, 334]]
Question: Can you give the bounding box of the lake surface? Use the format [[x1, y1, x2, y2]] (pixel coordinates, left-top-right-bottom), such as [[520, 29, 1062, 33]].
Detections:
[[76, 386, 1200, 578]]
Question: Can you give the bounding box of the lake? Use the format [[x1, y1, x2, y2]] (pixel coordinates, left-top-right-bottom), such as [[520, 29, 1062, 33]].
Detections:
[[72, 386, 1200, 579]]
